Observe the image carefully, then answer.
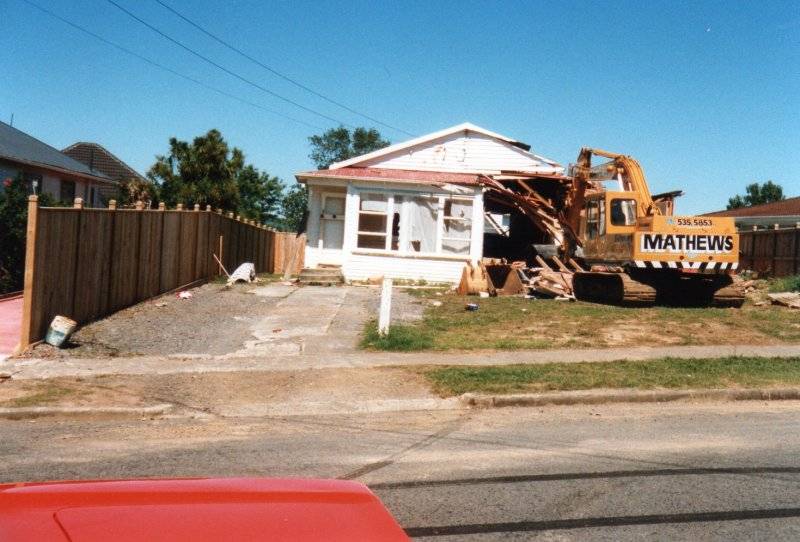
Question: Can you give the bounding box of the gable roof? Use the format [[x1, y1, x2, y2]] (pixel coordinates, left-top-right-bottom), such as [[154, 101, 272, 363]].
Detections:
[[297, 167, 485, 186], [62, 142, 146, 182], [0, 121, 112, 182], [328, 122, 563, 174], [703, 196, 800, 217]]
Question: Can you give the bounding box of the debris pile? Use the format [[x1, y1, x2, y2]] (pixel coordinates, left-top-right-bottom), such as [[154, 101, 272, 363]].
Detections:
[[458, 257, 580, 301]]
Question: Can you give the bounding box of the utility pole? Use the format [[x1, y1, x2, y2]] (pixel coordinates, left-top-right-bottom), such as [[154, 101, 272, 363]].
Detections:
[[9, 113, 14, 127]]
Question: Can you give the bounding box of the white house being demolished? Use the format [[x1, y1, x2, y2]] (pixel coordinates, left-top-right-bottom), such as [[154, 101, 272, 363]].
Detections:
[[295, 123, 569, 284]]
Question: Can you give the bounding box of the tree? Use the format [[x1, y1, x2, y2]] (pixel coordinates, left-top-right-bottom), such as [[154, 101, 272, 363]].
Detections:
[[148, 129, 243, 211], [237, 165, 284, 225], [727, 181, 785, 209], [147, 129, 285, 222], [280, 184, 308, 232], [308, 126, 390, 170], [119, 177, 159, 208], [0, 175, 58, 293]]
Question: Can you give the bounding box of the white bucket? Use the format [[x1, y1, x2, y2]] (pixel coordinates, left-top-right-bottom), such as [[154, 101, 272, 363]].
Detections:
[[44, 315, 77, 347]]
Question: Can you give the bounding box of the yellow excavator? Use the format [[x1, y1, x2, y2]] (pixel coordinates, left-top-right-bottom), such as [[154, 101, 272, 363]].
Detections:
[[562, 148, 744, 306]]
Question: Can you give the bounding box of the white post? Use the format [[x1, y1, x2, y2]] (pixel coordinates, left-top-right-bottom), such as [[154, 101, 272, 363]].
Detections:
[[378, 277, 393, 336]]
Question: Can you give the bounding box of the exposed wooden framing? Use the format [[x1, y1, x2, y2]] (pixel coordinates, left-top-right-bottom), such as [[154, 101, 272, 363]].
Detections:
[[535, 255, 553, 271], [551, 255, 571, 273]]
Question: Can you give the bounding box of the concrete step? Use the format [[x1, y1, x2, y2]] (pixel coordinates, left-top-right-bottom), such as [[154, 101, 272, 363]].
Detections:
[[299, 267, 344, 285]]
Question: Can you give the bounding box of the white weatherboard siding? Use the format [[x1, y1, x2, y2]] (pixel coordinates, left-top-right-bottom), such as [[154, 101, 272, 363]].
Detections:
[[304, 179, 483, 284], [360, 132, 553, 173], [343, 253, 468, 283]]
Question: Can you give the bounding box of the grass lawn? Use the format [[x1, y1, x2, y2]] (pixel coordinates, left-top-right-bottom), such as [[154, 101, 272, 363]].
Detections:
[[362, 291, 800, 351], [423, 356, 800, 396]]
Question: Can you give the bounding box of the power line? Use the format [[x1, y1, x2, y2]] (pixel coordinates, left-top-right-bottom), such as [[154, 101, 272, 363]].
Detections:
[[153, 0, 415, 137], [106, 0, 352, 128], [20, 0, 324, 131]]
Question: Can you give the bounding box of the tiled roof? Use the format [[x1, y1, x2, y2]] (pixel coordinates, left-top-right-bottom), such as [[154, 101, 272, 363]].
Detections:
[[296, 167, 484, 186], [62, 142, 146, 182], [703, 196, 800, 217], [0, 121, 111, 181]]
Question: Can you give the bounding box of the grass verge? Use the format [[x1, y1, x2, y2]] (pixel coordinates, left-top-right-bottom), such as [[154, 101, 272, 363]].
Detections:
[[423, 356, 800, 396], [0, 382, 83, 408], [768, 275, 800, 293], [361, 320, 434, 351], [361, 294, 800, 352]]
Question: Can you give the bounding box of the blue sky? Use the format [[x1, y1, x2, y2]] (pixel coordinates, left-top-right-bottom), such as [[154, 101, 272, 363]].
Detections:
[[2, 0, 798, 214]]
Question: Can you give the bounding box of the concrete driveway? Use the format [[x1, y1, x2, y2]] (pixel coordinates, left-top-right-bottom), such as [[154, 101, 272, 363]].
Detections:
[[17, 282, 423, 360]]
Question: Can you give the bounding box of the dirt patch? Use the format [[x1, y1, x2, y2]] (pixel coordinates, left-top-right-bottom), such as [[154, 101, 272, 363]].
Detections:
[[0, 377, 146, 408], [0, 367, 436, 414], [25, 282, 290, 359]]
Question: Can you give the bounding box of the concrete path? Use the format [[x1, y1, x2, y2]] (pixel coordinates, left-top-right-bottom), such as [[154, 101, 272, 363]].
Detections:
[[4, 344, 800, 380], [0, 294, 22, 361]]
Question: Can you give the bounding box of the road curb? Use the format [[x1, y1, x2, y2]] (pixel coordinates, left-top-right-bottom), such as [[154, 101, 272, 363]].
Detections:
[[460, 387, 800, 408], [0, 403, 174, 420]]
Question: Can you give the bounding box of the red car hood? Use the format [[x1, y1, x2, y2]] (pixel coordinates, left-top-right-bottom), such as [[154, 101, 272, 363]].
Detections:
[[0, 478, 409, 541]]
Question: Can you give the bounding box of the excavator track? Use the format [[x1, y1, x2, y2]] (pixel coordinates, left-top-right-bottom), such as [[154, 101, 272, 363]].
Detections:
[[573, 270, 745, 307], [573, 272, 657, 306]]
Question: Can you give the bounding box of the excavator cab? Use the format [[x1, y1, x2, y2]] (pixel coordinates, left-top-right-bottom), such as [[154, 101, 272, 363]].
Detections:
[[579, 191, 641, 265]]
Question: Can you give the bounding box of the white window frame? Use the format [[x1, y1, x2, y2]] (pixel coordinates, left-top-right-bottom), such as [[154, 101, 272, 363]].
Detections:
[[352, 189, 475, 258], [356, 193, 391, 251], [440, 196, 473, 255]]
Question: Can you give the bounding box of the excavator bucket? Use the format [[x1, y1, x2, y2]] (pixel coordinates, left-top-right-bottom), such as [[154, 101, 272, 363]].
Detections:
[[457, 261, 526, 296]]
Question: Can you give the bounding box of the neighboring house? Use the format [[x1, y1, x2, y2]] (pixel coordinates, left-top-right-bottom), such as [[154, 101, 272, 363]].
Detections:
[[0, 121, 116, 207], [63, 142, 147, 208], [703, 197, 800, 230], [63, 142, 145, 181], [295, 122, 564, 283]]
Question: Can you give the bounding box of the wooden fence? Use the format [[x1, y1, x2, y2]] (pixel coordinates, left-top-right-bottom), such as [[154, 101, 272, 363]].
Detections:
[[19, 196, 305, 347], [739, 225, 800, 277]]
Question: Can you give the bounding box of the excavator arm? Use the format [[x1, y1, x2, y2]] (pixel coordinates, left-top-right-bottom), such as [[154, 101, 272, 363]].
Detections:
[[561, 147, 662, 255]]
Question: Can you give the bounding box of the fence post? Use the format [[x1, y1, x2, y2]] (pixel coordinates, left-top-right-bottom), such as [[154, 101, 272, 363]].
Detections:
[[70, 198, 84, 319], [773, 224, 779, 276], [378, 278, 393, 336], [795, 223, 800, 276], [17, 196, 39, 352], [104, 199, 118, 314], [192, 204, 200, 280]]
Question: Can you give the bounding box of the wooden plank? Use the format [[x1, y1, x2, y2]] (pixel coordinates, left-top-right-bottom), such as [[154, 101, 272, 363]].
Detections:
[[108, 210, 140, 312], [551, 255, 571, 273], [535, 255, 553, 271], [195, 212, 210, 281], [137, 212, 163, 300], [178, 211, 197, 286], [30, 208, 81, 342], [160, 211, 181, 292], [73, 210, 114, 322]]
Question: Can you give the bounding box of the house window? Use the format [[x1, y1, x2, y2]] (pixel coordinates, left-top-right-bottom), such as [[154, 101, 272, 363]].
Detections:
[[59, 180, 76, 204], [355, 191, 475, 257], [406, 196, 438, 253], [441, 198, 472, 255], [357, 193, 389, 249]]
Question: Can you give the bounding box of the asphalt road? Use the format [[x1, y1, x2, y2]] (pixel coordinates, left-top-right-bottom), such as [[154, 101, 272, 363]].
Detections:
[[2, 401, 800, 540]]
